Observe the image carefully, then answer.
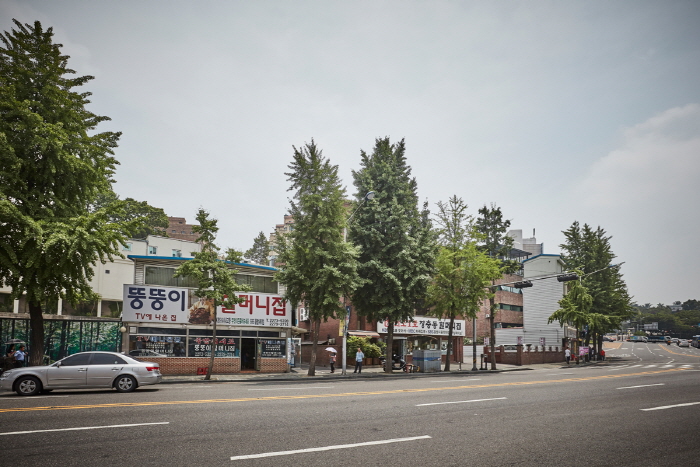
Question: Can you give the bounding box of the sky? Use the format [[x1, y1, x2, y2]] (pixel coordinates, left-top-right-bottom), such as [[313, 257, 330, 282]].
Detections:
[[2, 1, 699, 307]]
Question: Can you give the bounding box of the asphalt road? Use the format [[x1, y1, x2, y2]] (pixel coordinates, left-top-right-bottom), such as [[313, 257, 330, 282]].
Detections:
[[1, 342, 698, 466]]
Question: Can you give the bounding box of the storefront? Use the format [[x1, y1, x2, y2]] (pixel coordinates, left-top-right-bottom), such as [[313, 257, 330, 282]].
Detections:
[[121, 257, 293, 375], [377, 316, 466, 364]]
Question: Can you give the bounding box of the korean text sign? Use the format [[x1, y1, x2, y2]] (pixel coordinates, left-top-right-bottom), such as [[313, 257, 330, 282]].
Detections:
[[377, 316, 466, 337]]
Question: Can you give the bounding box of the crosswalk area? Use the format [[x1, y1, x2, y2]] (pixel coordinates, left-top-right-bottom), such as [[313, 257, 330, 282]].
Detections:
[[603, 363, 698, 370]]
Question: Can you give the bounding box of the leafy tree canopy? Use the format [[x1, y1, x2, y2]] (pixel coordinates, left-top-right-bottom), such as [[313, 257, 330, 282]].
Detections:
[[244, 231, 270, 265], [90, 190, 169, 239]]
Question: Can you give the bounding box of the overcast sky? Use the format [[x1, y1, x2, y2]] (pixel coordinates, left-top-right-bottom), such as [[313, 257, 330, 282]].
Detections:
[[2, 1, 699, 306]]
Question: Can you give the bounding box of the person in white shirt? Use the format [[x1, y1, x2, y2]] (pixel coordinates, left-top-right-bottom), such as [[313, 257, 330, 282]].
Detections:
[[564, 348, 571, 365], [354, 349, 364, 374]]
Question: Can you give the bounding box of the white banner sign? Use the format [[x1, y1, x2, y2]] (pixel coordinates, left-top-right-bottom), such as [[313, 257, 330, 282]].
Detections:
[[377, 317, 466, 337], [123, 285, 291, 328]]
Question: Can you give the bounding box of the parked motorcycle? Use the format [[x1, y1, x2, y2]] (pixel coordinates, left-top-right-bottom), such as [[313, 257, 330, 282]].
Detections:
[[380, 354, 406, 371]]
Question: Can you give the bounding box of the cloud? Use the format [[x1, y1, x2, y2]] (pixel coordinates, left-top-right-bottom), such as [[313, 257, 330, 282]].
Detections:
[[577, 103, 700, 209]]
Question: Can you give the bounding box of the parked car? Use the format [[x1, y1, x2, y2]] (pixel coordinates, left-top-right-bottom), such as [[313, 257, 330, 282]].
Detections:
[[678, 339, 690, 347], [0, 351, 162, 396], [671, 338, 679, 343]]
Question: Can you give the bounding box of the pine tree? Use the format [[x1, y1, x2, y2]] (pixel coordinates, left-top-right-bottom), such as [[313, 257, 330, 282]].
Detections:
[[0, 20, 133, 365], [351, 137, 437, 373], [427, 196, 501, 371], [244, 231, 270, 265], [274, 140, 361, 376], [173, 209, 250, 380], [474, 204, 520, 370]]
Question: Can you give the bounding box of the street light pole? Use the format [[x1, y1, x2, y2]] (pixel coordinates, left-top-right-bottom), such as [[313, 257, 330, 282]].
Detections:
[[342, 191, 375, 376]]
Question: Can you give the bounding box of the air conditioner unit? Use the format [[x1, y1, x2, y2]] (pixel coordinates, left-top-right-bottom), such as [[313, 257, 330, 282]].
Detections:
[[298, 308, 309, 321], [485, 314, 490, 318]]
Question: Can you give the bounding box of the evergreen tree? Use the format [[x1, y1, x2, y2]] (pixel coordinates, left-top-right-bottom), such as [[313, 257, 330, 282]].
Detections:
[[173, 209, 250, 380], [427, 196, 501, 371], [560, 221, 633, 349], [0, 20, 134, 365], [274, 140, 361, 376], [474, 204, 520, 370], [351, 137, 437, 373], [244, 231, 270, 265]]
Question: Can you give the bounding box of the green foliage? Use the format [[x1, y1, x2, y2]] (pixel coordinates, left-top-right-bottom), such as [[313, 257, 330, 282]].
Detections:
[[173, 209, 250, 311], [350, 137, 437, 325], [347, 336, 384, 358], [0, 20, 133, 364], [90, 191, 169, 239], [245, 231, 270, 265], [474, 204, 520, 274]]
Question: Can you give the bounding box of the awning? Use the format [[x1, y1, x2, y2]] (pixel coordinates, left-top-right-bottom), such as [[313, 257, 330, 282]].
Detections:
[[348, 330, 380, 338], [290, 326, 310, 334]]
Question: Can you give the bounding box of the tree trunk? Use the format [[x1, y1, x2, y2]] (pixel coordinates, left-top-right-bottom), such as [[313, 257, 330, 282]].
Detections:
[[445, 315, 455, 371], [385, 322, 394, 373], [308, 318, 320, 376], [28, 301, 45, 366], [489, 288, 497, 370], [205, 306, 217, 380]]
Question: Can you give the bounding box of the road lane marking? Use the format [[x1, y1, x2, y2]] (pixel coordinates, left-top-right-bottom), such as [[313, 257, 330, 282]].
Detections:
[[416, 397, 506, 406], [0, 368, 687, 414], [429, 379, 481, 382], [0, 422, 169, 436], [641, 402, 700, 411], [0, 395, 69, 401], [617, 383, 665, 390], [230, 435, 431, 460], [248, 386, 334, 391]]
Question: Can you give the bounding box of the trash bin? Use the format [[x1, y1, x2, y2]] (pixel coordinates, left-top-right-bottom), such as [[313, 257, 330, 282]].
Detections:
[[412, 350, 441, 372]]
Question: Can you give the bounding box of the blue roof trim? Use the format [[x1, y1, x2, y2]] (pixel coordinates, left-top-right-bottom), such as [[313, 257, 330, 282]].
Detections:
[[522, 253, 561, 263], [127, 255, 278, 271]]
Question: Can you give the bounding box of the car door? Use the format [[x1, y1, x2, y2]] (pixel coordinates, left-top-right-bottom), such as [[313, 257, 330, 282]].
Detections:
[[46, 353, 91, 388], [87, 353, 126, 387]]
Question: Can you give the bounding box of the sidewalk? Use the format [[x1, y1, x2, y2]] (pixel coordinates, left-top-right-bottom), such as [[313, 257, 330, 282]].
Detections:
[[159, 360, 596, 384]]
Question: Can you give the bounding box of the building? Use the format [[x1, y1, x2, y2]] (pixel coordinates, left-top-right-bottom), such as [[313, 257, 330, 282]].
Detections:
[[165, 217, 199, 242]]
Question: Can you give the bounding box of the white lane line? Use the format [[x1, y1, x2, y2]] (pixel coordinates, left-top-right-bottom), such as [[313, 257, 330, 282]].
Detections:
[[0, 422, 169, 436], [248, 386, 334, 391], [617, 383, 665, 390], [0, 395, 69, 400], [416, 397, 507, 407], [641, 402, 700, 412], [230, 435, 432, 460]]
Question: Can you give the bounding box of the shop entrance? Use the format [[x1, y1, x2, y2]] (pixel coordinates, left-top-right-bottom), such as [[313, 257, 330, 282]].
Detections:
[[240, 338, 258, 370]]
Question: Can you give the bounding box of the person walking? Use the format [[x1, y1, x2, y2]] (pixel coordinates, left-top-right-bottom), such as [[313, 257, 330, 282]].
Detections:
[[599, 348, 606, 361], [329, 351, 336, 373], [14, 345, 27, 368], [565, 347, 571, 365], [354, 348, 364, 374]]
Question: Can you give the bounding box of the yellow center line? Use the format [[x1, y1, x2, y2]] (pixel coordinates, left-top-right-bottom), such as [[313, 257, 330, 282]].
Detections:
[[656, 344, 700, 357], [0, 368, 688, 414]]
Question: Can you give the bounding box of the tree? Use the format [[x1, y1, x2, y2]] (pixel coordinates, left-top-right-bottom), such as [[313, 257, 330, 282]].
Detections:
[[244, 231, 270, 265], [173, 208, 250, 380], [426, 196, 501, 371], [560, 222, 633, 350], [474, 204, 520, 370], [274, 140, 361, 376], [90, 191, 169, 239], [0, 20, 132, 365], [351, 137, 437, 373]]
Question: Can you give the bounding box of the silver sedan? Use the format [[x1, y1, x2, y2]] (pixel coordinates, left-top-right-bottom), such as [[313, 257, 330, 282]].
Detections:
[[0, 351, 162, 396]]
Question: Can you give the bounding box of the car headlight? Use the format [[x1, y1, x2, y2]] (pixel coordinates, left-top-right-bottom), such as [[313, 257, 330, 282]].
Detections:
[[0, 370, 13, 379]]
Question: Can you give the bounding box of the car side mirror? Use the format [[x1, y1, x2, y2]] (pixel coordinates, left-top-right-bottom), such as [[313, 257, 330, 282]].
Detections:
[[53, 361, 61, 368]]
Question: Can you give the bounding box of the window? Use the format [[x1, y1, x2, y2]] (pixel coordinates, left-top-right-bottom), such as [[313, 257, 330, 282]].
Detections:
[[60, 353, 91, 366], [148, 246, 158, 255], [498, 304, 523, 312], [122, 242, 132, 251], [235, 274, 277, 293], [172, 229, 176, 233], [92, 353, 126, 365], [181, 231, 186, 234], [172, 249, 182, 257], [144, 266, 199, 288]]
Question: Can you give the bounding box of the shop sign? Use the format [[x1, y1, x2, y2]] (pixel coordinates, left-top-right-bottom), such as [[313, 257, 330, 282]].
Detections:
[[188, 337, 239, 358], [377, 317, 466, 337], [260, 339, 286, 358], [123, 285, 291, 327]]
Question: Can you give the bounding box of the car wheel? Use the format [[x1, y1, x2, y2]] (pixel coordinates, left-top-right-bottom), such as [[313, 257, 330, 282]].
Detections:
[[114, 375, 137, 393], [15, 376, 42, 396]]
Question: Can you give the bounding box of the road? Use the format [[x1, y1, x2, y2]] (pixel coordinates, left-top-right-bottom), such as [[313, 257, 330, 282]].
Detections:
[[1, 342, 698, 466]]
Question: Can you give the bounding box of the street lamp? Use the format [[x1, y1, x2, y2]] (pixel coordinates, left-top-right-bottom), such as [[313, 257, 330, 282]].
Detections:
[[342, 191, 375, 376]]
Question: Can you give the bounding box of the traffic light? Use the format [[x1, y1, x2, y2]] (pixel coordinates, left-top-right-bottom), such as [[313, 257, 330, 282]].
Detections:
[[513, 280, 533, 288], [557, 273, 579, 282]]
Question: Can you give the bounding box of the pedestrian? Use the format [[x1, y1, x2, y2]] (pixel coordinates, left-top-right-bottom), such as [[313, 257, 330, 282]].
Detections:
[[329, 351, 336, 373], [354, 348, 364, 374], [14, 345, 27, 368], [565, 347, 571, 365], [600, 348, 606, 361]]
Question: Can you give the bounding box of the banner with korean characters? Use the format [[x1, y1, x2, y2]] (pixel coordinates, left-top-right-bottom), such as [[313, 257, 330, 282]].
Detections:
[[377, 316, 466, 337], [123, 285, 292, 327]]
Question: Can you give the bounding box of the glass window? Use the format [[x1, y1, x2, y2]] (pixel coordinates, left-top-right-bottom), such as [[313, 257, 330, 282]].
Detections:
[[122, 242, 132, 251], [144, 266, 199, 288], [92, 353, 126, 365], [148, 246, 158, 255], [172, 249, 182, 257], [60, 353, 91, 366]]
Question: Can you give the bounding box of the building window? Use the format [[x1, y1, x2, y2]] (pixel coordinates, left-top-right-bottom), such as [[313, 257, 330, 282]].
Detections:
[[172, 249, 182, 257], [172, 229, 176, 233], [181, 231, 186, 234], [145, 266, 199, 288], [148, 246, 158, 255], [498, 304, 523, 312], [122, 242, 132, 251]]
